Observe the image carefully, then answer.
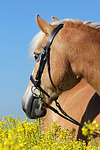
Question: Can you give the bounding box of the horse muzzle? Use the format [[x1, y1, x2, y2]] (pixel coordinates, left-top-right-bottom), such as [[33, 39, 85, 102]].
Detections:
[[22, 95, 47, 119]]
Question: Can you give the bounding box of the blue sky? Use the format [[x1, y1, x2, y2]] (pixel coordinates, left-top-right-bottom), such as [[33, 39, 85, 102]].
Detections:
[[0, 0, 100, 120]]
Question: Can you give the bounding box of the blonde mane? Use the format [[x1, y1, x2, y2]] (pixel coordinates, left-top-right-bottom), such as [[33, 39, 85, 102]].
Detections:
[[29, 18, 100, 58]]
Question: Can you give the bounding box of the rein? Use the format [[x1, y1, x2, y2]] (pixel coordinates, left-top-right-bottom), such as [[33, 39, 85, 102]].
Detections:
[[43, 99, 83, 127], [30, 24, 86, 128]]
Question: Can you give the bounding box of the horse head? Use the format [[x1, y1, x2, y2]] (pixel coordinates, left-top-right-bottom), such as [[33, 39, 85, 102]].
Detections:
[[22, 15, 82, 119]]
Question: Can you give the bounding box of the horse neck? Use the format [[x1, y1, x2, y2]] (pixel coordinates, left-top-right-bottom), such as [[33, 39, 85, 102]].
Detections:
[[80, 44, 100, 95], [63, 24, 100, 95], [75, 45, 100, 95], [83, 65, 100, 95]]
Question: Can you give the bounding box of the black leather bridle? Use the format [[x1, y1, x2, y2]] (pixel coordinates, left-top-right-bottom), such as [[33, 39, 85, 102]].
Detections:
[[30, 23, 64, 100], [30, 23, 84, 128]]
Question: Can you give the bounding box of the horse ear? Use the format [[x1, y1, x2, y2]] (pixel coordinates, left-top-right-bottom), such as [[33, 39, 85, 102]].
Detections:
[[52, 16, 59, 22], [36, 14, 53, 34]]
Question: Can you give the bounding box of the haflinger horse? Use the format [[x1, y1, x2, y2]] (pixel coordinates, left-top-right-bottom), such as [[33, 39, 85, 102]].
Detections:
[[22, 15, 100, 144]]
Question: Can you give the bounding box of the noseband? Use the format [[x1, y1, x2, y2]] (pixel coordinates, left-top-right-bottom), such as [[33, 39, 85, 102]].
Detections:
[[30, 23, 97, 131]]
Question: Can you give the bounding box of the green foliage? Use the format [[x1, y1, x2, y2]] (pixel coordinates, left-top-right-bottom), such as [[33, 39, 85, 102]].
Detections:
[[0, 115, 100, 149]]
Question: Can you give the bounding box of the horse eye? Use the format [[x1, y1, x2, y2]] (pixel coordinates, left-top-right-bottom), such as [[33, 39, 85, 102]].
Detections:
[[34, 53, 40, 62]]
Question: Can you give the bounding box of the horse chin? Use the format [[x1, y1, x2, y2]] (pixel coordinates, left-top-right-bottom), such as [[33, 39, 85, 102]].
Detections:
[[24, 97, 47, 119]]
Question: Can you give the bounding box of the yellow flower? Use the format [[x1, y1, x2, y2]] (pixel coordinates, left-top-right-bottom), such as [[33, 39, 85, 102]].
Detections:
[[92, 120, 97, 124], [95, 123, 99, 128], [81, 126, 88, 136], [0, 115, 100, 149]]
